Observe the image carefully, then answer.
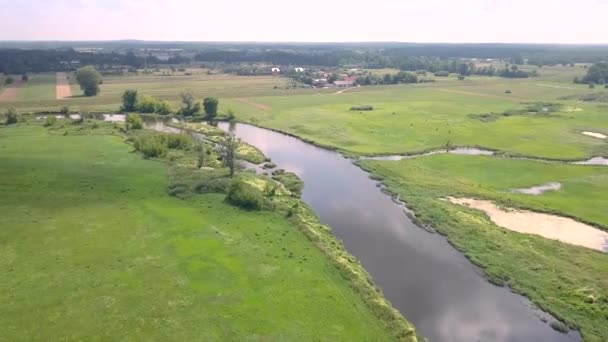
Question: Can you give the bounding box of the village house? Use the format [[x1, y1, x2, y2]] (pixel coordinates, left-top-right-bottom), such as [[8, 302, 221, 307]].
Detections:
[[271, 67, 281, 73]]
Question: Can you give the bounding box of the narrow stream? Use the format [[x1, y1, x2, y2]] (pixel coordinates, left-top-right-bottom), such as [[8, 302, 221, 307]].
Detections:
[[216, 122, 580, 342]]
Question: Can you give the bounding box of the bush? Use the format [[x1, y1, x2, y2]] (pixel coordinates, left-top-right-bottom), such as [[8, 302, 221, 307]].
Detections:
[[165, 133, 192, 150], [132, 131, 193, 158], [505, 90, 512, 94], [137, 95, 158, 113], [155, 100, 172, 115], [225, 180, 266, 211], [457, 75, 465, 80], [4, 76, 14, 85], [434, 71, 450, 77], [5, 107, 18, 124], [133, 134, 168, 158], [126, 113, 143, 130], [60, 106, 70, 114], [350, 105, 374, 111], [44, 116, 57, 127]]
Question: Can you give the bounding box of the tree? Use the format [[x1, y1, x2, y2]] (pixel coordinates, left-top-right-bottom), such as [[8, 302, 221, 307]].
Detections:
[[179, 90, 200, 116], [76, 66, 102, 96], [328, 73, 338, 84], [4, 76, 14, 85], [121, 89, 138, 112], [5, 107, 18, 125], [581, 62, 608, 84], [126, 113, 143, 130], [458, 63, 470, 76], [203, 97, 219, 118], [21, 74, 28, 82], [218, 134, 239, 177]]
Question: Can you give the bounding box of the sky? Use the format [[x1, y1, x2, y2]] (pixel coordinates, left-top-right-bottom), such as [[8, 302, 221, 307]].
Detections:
[[1, 0, 607, 44]]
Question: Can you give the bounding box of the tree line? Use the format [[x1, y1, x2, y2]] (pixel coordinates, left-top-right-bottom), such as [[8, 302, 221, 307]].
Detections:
[[121, 88, 220, 117]]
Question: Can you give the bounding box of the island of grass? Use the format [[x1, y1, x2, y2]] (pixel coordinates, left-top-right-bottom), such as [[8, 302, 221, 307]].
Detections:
[[0, 119, 417, 341]]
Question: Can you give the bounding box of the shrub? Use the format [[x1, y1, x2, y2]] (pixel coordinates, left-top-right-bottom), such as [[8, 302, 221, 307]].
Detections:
[[350, 105, 374, 111], [457, 75, 465, 80], [44, 116, 57, 127], [137, 95, 158, 113], [589, 83, 595, 89], [5, 107, 18, 124], [225, 179, 266, 211], [4, 76, 14, 85], [126, 113, 143, 130], [434, 71, 450, 77], [60, 106, 70, 114], [165, 133, 192, 150], [505, 90, 512, 94], [155, 100, 172, 115], [133, 134, 168, 158]]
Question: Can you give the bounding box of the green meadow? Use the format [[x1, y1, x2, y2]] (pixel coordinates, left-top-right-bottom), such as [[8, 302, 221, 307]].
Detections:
[[358, 155, 608, 341], [0, 123, 400, 341]]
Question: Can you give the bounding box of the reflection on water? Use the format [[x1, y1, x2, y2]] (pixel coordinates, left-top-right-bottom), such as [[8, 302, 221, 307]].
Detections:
[[218, 122, 579, 342]]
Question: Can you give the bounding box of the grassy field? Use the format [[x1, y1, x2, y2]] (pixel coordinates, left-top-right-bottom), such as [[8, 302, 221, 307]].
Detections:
[[359, 155, 608, 341], [225, 80, 608, 159], [0, 123, 401, 341], [1, 72, 306, 113], [15, 73, 57, 101]]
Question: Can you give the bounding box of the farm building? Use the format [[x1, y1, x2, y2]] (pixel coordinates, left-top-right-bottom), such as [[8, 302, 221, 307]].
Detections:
[[294, 67, 305, 72], [271, 67, 281, 73]]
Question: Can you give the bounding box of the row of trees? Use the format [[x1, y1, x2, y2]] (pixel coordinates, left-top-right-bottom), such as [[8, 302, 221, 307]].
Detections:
[[121, 89, 219, 117], [577, 63, 608, 85]]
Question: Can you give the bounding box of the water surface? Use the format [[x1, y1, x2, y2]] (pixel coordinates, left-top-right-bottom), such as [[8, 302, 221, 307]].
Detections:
[[218, 122, 579, 342]]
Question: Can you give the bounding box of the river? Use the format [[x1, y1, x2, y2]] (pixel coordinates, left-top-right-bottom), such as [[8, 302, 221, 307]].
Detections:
[[216, 122, 579, 342]]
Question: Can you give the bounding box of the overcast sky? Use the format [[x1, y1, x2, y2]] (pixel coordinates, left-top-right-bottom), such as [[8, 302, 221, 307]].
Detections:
[[1, 0, 607, 43]]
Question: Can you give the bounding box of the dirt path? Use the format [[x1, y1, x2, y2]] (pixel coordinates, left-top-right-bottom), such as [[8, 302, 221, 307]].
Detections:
[[55, 72, 72, 100], [0, 79, 23, 102], [334, 87, 356, 95], [448, 197, 608, 252], [235, 98, 271, 112]]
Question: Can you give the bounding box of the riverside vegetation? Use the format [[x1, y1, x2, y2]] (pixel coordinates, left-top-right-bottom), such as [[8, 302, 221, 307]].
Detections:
[[0, 117, 417, 341]]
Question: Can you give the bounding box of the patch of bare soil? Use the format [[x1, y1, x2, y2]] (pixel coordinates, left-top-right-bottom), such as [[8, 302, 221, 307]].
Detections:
[[448, 197, 608, 252], [55, 72, 72, 100], [0, 79, 23, 102]]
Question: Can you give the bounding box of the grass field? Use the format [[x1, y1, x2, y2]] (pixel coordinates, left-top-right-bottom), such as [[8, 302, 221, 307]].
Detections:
[[0, 123, 398, 341], [359, 155, 608, 342], [1, 72, 301, 113], [225, 79, 608, 159], [16, 73, 57, 101]]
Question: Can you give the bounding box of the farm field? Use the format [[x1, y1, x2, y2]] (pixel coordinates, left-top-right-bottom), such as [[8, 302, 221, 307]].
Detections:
[[359, 155, 608, 341], [0, 72, 301, 113], [15, 73, 57, 101], [227, 77, 608, 159], [0, 123, 397, 341]]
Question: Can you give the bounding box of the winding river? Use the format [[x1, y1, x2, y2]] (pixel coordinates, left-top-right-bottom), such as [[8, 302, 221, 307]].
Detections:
[[216, 122, 579, 342]]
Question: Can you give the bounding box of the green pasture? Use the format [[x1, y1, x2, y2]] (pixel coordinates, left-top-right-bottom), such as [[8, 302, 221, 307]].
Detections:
[[0, 123, 394, 341], [226, 78, 608, 159]]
